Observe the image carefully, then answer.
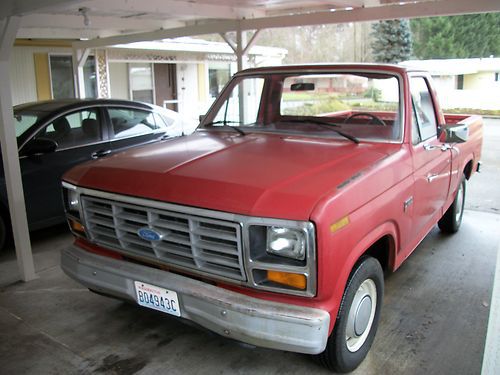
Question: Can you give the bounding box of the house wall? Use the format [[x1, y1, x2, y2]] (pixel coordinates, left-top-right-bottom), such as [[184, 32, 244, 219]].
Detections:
[[432, 75, 456, 91], [10, 46, 69, 105], [108, 62, 130, 100], [464, 72, 499, 90]]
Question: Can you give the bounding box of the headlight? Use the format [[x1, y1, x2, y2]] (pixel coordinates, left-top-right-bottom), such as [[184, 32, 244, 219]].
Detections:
[[62, 182, 86, 237], [247, 221, 316, 297], [67, 189, 80, 212], [266, 226, 306, 260]]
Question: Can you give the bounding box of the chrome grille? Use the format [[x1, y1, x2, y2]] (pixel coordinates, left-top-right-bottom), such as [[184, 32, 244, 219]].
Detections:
[[81, 196, 245, 281]]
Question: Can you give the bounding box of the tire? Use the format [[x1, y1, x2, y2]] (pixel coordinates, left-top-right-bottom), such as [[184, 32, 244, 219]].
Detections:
[[316, 257, 384, 373], [438, 174, 466, 233]]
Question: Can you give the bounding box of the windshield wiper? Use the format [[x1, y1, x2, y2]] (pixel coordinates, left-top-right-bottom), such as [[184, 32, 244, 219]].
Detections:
[[286, 118, 359, 144], [203, 120, 246, 136]]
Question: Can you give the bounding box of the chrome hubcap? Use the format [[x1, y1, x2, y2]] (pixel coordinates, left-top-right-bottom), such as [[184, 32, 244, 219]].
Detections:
[[346, 279, 377, 352], [455, 182, 464, 223]]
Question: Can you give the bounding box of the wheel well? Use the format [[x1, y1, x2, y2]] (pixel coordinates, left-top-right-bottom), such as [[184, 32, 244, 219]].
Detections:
[[362, 235, 393, 272], [464, 160, 473, 180]]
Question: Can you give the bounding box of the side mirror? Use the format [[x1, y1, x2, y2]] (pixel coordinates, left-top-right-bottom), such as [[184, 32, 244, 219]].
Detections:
[[199, 114, 205, 123], [443, 124, 469, 143], [22, 138, 58, 156]]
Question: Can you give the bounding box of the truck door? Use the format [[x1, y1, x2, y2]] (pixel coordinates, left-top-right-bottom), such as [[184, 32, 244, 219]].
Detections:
[[410, 76, 452, 240]]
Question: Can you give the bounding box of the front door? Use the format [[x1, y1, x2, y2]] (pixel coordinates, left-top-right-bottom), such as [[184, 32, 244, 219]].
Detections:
[[154, 63, 177, 111], [20, 107, 110, 229], [410, 76, 452, 241]]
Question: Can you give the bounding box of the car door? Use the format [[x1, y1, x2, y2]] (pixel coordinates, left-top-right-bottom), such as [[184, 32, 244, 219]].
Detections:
[[105, 107, 169, 154], [410, 76, 452, 240], [20, 107, 111, 229]]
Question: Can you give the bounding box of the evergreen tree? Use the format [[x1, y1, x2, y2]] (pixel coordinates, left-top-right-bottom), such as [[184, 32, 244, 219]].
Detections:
[[411, 14, 500, 59], [371, 19, 412, 63]]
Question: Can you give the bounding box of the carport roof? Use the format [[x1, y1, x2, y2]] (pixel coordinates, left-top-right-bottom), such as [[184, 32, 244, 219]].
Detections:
[[3, 0, 500, 46]]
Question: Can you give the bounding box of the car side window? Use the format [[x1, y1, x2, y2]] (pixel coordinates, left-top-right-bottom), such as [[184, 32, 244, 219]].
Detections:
[[153, 112, 173, 129], [410, 77, 437, 142], [36, 108, 102, 150], [108, 108, 159, 140]]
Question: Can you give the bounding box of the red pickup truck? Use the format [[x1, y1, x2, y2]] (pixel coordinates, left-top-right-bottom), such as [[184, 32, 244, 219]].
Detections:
[[61, 64, 482, 372]]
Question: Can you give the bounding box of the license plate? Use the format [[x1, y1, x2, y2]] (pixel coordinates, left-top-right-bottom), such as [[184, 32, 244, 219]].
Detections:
[[134, 281, 181, 317]]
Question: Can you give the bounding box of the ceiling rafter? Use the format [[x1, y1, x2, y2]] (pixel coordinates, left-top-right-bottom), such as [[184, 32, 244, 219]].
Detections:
[[0, 0, 85, 18], [72, 0, 266, 19], [73, 0, 500, 49]]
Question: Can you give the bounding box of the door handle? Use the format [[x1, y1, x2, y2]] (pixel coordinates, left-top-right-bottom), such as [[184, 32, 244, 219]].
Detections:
[[91, 150, 111, 159], [423, 143, 452, 152], [427, 174, 439, 183]]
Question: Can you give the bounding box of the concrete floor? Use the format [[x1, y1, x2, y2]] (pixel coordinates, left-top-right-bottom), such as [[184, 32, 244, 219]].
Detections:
[[1, 119, 499, 374]]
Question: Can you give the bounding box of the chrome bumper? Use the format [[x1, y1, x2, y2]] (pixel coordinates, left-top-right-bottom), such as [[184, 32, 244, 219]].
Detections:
[[61, 245, 330, 354]]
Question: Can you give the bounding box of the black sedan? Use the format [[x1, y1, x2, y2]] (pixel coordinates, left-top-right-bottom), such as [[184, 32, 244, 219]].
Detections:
[[1, 98, 194, 250]]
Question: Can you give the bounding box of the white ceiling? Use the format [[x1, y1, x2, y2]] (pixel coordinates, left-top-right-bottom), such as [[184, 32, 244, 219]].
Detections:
[[2, 0, 500, 45]]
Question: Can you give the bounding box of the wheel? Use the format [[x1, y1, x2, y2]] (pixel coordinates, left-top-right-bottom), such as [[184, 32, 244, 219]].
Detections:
[[438, 174, 466, 233], [343, 112, 387, 126], [317, 257, 384, 373]]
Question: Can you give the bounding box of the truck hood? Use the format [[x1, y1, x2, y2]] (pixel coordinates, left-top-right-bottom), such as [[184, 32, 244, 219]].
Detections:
[[64, 131, 399, 220]]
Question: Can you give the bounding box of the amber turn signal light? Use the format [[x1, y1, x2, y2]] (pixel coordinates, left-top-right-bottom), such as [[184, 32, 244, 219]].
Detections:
[[267, 270, 307, 290], [69, 219, 85, 234]]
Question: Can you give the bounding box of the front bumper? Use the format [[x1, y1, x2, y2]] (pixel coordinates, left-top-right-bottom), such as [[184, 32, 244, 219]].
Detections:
[[61, 245, 330, 354]]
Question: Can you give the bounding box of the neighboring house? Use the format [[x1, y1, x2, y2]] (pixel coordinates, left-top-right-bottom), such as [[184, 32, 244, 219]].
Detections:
[[402, 58, 500, 110], [10, 37, 287, 121]]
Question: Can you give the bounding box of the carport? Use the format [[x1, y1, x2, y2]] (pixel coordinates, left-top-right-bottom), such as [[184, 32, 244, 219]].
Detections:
[[0, 0, 499, 373]]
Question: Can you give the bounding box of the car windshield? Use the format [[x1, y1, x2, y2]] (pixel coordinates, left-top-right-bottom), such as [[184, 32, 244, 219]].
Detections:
[[201, 71, 402, 142], [14, 110, 44, 138]]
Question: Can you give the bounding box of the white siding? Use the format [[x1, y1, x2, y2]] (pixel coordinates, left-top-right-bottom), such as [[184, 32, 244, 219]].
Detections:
[[108, 62, 130, 100], [10, 46, 72, 106], [10, 48, 38, 106]]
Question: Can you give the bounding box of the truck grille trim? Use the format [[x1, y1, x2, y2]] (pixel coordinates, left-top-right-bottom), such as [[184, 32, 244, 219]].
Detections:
[[82, 196, 246, 281]]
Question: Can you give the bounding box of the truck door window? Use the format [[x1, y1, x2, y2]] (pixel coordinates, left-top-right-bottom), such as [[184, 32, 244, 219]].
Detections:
[[410, 77, 437, 141], [212, 78, 265, 126], [411, 100, 422, 145]]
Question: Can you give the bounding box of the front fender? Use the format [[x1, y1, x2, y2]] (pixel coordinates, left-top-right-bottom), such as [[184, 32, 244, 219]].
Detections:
[[317, 220, 398, 332]]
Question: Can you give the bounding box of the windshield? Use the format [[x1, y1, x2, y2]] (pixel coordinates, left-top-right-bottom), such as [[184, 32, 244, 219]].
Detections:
[[201, 71, 402, 142], [14, 110, 44, 138]]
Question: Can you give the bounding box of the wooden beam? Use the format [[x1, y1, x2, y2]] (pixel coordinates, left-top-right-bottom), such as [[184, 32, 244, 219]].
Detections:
[[0, 0, 84, 18], [0, 16, 36, 282], [73, 0, 500, 50]]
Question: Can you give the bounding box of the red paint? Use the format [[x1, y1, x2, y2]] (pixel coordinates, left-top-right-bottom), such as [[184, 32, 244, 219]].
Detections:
[[65, 64, 483, 336]]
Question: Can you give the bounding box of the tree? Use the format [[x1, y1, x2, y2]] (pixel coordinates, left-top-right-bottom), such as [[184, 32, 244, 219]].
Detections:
[[370, 19, 412, 63], [411, 14, 500, 59]]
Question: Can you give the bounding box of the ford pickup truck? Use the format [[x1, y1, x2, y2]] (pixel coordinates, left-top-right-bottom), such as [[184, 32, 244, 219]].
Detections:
[[61, 64, 482, 372]]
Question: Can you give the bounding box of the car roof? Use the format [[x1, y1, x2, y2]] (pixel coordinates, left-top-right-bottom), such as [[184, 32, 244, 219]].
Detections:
[[14, 98, 158, 113]]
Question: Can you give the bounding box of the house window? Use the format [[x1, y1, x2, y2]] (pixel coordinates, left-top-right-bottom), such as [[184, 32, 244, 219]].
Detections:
[[209, 62, 231, 99], [49, 55, 97, 99], [456, 74, 464, 90], [129, 63, 154, 104], [495, 72, 500, 82], [49, 55, 74, 99], [83, 57, 97, 98]]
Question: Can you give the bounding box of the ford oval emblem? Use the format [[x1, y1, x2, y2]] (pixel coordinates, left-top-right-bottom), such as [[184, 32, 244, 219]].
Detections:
[[137, 227, 163, 241]]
